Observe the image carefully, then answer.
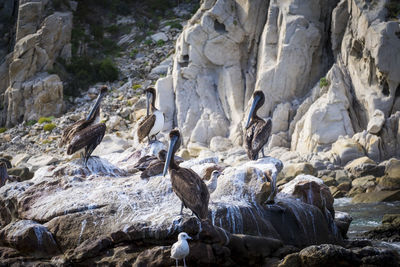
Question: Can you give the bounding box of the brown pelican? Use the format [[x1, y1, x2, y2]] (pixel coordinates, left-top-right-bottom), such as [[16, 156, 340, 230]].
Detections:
[[140, 149, 167, 178], [163, 129, 210, 220], [0, 162, 9, 188], [137, 87, 164, 143], [244, 90, 272, 160], [204, 170, 220, 194], [59, 86, 108, 166], [0, 158, 12, 169], [171, 232, 191, 267]]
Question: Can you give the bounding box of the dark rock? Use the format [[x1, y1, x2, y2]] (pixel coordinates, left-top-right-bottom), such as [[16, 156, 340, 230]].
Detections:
[[299, 244, 361, 267], [228, 234, 283, 265], [353, 246, 400, 267], [335, 211, 352, 239], [278, 253, 301, 267], [0, 220, 60, 257], [363, 214, 400, 242], [272, 245, 300, 258], [7, 167, 34, 181], [343, 239, 372, 249], [337, 181, 351, 192], [133, 246, 173, 267]]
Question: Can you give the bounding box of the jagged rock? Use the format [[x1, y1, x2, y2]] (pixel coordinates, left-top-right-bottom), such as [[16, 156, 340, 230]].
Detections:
[[1, 11, 72, 126], [344, 156, 385, 178], [351, 176, 376, 190], [385, 158, 400, 178], [7, 167, 33, 181], [11, 153, 31, 167], [352, 130, 382, 162], [367, 109, 385, 134], [151, 32, 168, 42], [335, 211, 352, 239]]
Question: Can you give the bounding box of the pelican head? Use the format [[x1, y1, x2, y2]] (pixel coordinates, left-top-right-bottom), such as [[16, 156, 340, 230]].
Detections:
[[145, 87, 156, 116], [86, 86, 108, 121], [177, 232, 192, 241], [163, 129, 181, 176], [158, 149, 167, 161], [245, 90, 265, 129]]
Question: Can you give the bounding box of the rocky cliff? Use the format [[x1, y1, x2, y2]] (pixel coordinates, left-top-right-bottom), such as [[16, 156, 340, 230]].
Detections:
[[0, 0, 72, 127], [156, 0, 400, 164]]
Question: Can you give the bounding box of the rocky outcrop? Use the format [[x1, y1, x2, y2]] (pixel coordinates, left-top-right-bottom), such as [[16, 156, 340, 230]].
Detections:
[[0, 1, 72, 127], [0, 144, 345, 264], [156, 0, 400, 164]]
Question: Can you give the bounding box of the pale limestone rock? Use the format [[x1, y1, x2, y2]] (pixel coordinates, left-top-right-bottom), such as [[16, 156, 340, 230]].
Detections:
[[271, 102, 291, 134], [155, 76, 175, 131], [291, 65, 354, 154], [1, 11, 72, 126], [151, 32, 168, 42], [331, 0, 349, 55], [15, 1, 43, 42], [344, 156, 376, 174], [385, 158, 400, 179], [93, 134, 133, 156], [331, 137, 365, 166], [11, 153, 31, 167], [26, 155, 58, 171], [367, 109, 385, 134], [281, 162, 316, 179], [268, 132, 289, 149], [352, 130, 382, 162], [209, 136, 232, 152]]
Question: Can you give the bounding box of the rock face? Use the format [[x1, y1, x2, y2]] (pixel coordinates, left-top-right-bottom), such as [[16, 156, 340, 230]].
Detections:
[[156, 0, 400, 164], [0, 1, 72, 126], [0, 147, 344, 265]]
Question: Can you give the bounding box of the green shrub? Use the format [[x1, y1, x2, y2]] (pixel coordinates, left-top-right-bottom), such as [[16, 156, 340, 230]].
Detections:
[[132, 84, 142, 90], [386, 1, 400, 19], [0, 128, 6, 133], [98, 58, 119, 82], [130, 49, 138, 58], [26, 120, 37, 126], [156, 40, 165, 46], [144, 39, 153, 46], [38, 116, 54, 124], [319, 77, 329, 88], [166, 21, 182, 29], [43, 123, 56, 132]]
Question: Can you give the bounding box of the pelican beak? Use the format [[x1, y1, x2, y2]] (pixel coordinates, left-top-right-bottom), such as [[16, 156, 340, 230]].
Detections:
[[146, 92, 150, 116], [245, 94, 261, 129], [86, 90, 105, 121], [163, 135, 178, 176]]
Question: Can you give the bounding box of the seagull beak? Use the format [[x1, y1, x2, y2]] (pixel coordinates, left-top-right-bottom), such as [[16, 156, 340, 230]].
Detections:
[[245, 94, 261, 129], [163, 135, 178, 176]]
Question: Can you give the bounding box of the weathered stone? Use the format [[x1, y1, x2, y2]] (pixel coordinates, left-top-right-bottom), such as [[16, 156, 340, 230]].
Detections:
[[7, 167, 33, 181], [26, 154, 58, 171], [0, 220, 60, 257], [322, 176, 338, 187], [331, 137, 365, 166], [11, 153, 31, 167], [352, 190, 400, 203], [282, 162, 316, 179], [299, 244, 361, 266], [367, 109, 385, 134], [209, 136, 232, 152], [385, 158, 400, 179]]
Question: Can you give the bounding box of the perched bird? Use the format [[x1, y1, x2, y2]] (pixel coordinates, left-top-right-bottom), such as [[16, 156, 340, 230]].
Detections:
[[59, 86, 108, 166], [0, 162, 9, 188], [171, 232, 192, 267], [204, 170, 220, 194], [137, 87, 164, 143], [140, 149, 167, 178], [244, 90, 272, 160], [163, 129, 210, 220], [0, 158, 12, 169]]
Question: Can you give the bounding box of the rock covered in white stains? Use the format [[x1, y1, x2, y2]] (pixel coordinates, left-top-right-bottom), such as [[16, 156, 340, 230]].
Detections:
[[367, 109, 385, 134]]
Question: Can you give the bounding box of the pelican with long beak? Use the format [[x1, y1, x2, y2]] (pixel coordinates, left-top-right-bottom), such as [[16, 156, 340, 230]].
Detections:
[[137, 87, 164, 143], [59, 86, 108, 166], [163, 129, 210, 220], [0, 162, 9, 188], [244, 90, 272, 160]]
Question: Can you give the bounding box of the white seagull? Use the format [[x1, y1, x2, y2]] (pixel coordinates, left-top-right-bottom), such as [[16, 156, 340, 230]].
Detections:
[[171, 232, 192, 267], [205, 170, 220, 194]]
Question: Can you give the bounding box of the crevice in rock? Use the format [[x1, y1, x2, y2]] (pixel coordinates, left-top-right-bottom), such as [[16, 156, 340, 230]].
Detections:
[[214, 19, 227, 34], [381, 78, 390, 96]]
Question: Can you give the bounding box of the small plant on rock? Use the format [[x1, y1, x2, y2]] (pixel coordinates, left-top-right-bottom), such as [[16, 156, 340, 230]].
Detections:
[[156, 40, 165, 46], [26, 120, 37, 126], [43, 123, 56, 132], [319, 77, 329, 88], [0, 127, 6, 133], [38, 116, 54, 124]]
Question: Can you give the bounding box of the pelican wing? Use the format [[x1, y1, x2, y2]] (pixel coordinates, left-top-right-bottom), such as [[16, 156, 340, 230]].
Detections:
[[59, 119, 89, 147], [134, 155, 157, 171], [67, 123, 106, 155], [245, 118, 272, 160], [137, 114, 156, 143], [170, 167, 210, 219], [140, 161, 164, 178]]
